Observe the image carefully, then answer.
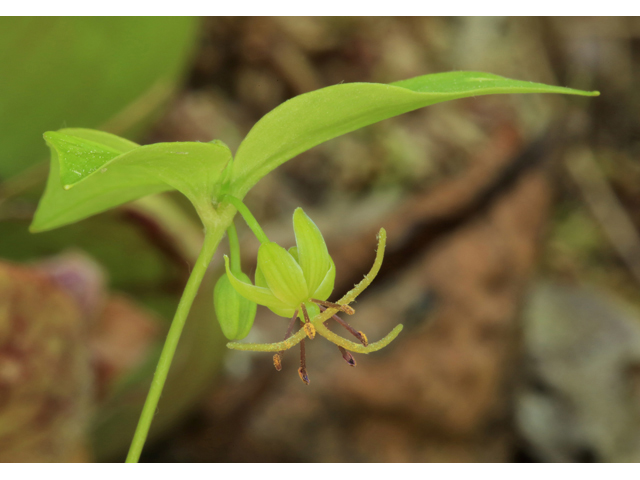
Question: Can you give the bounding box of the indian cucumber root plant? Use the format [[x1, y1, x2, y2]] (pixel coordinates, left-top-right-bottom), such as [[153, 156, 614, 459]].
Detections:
[[29, 72, 598, 462]]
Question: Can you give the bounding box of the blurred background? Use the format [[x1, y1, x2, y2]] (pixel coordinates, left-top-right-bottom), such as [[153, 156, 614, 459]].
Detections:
[[1, 17, 640, 462]]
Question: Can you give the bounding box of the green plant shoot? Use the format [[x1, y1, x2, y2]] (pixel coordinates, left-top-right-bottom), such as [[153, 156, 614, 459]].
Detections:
[[29, 71, 599, 462]]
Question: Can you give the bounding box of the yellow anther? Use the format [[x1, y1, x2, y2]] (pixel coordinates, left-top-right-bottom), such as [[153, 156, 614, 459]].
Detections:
[[273, 353, 283, 371], [304, 322, 316, 339]]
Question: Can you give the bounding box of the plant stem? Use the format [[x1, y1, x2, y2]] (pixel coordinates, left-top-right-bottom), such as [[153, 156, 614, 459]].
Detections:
[[227, 221, 242, 275], [125, 227, 222, 463], [221, 194, 269, 244]]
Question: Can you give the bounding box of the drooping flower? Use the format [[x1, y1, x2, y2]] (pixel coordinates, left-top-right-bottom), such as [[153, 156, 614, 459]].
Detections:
[[224, 208, 353, 339], [223, 205, 402, 384]]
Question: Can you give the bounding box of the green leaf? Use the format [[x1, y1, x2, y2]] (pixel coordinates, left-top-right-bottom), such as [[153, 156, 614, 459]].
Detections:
[[30, 129, 232, 232], [229, 71, 599, 196], [53, 128, 140, 186]]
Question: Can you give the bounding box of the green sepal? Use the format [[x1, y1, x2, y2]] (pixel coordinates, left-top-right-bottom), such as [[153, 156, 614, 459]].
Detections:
[[311, 258, 336, 301], [214, 272, 257, 340], [255, 264, 268, 289], [224, 255, 292, 312], [293, 208, 332, 294], [255, 265, 298, 318], [254, 245, 333, 314], [266, 304, 298, 319], [257, 242, 309, 305]]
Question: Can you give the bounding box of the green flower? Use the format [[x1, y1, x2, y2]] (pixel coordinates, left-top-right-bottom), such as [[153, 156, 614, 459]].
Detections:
[[224, 208, 352, 340], [221, 200, 403, 385]]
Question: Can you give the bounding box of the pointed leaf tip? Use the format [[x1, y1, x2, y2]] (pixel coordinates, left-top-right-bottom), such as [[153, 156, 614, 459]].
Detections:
[[229, 72, 599, 196]]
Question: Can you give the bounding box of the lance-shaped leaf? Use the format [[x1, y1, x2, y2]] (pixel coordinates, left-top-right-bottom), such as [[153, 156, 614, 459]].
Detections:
[[229, 71, 599, 196], [30, 128, 232, 232]]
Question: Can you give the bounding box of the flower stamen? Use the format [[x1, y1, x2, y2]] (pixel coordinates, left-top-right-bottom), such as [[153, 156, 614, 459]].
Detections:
[[312, 298, 355, 315], [273, 309, 299, 371], [272, 353, 282, 371], [338, 346, 357, 367], [298, 339, 310, 385], [319, 305, 368, 347], [300, 303, 316, 339]]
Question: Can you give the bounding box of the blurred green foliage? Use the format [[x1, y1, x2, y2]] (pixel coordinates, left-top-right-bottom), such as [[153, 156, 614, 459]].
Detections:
[[0, 17, 198, 179]]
